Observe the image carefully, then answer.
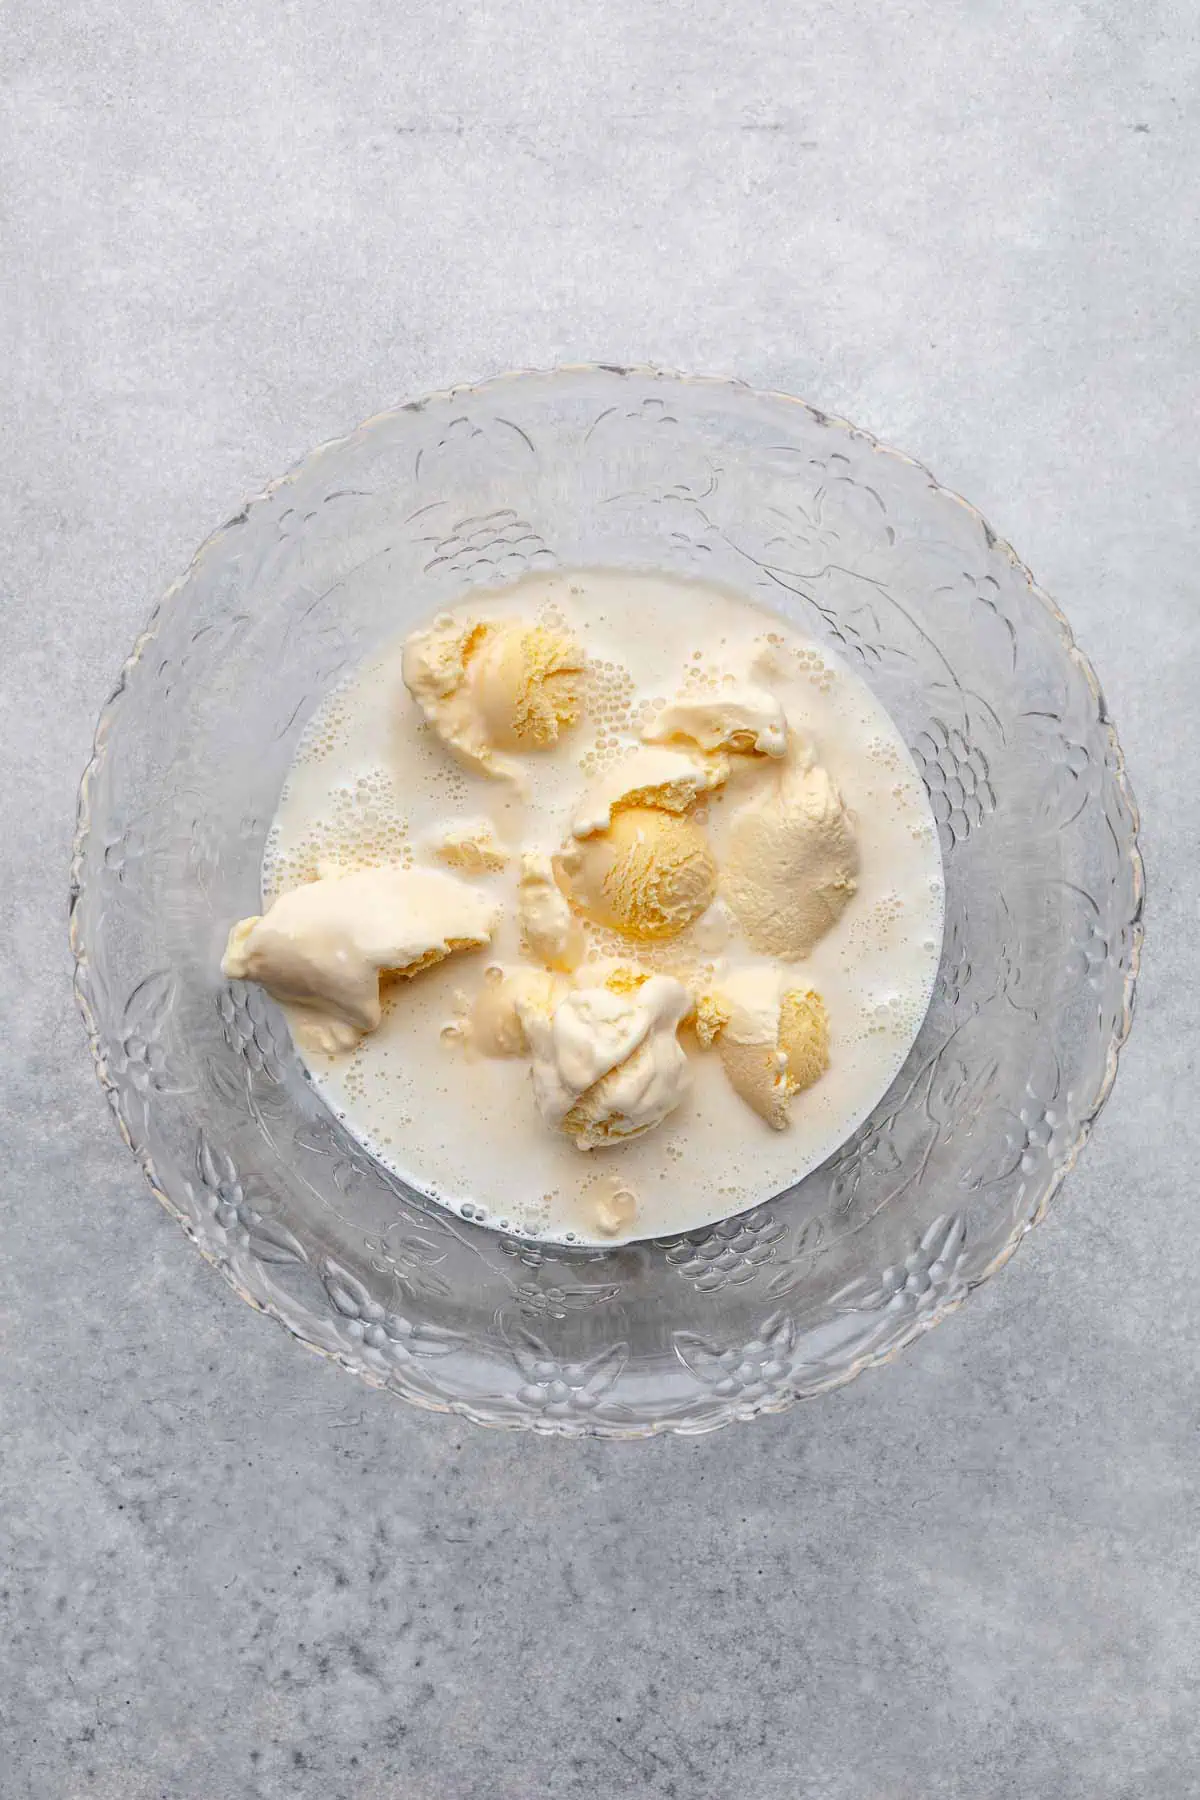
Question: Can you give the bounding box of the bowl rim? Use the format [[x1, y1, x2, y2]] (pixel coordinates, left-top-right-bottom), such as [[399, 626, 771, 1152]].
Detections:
[[68, 363, 1145, 1435]]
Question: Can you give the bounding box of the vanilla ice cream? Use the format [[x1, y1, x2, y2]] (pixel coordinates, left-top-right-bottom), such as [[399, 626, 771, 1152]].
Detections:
[[643, 681, 787, 758], [570, 745, 726, 838], [697, 967, 830, 1129], [222, 865, 498, 1054], [462, 965, 562, 1058], [517, 966, 692, 1149], [556, 806, 717, 940], [722, 751, 859, 958], [471, 619, 583, 749], [402, 613, 583, 778], [592, 1177, 639, 1237], [428, 818, 510, 873], [517, 853, 584, 970]]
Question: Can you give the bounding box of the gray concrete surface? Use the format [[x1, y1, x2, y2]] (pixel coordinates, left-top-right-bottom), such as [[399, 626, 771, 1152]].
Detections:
[[2, 2, 1196, 1795]]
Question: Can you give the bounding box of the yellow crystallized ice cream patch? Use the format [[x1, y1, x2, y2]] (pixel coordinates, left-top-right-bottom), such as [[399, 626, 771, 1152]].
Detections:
[[778, 988, 830, 1095], [473, 622, 583, 749], [693, 991, 731, 1047], [603, 965, 650, 995]]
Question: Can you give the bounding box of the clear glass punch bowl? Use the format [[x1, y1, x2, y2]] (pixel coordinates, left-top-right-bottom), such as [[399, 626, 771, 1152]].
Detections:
[[70, 367, 1142, 1436]]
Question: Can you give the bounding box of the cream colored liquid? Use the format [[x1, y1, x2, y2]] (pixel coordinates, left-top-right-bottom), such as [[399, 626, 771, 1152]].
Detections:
[[264, 571, 944, 1244]]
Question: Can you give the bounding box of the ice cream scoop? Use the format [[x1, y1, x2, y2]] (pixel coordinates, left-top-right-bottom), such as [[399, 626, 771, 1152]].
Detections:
[[462, 965, 562, 1059], [402, 613, 583, 777], [517, 852, 584, 970], [556, 806, 717, 940], [400, 615, 489, 766], [697, 967, 830, 1129], [643, 681, 787, 758], [471, 620, 583, 750], [722, 753, 859, 957], [571, 745, 726, 837], [518, 966, 692, 1150], [221, 865, 498, 1055]]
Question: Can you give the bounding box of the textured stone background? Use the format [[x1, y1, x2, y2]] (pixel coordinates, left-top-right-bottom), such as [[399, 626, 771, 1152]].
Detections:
[[3, 2, 1196, 1795]]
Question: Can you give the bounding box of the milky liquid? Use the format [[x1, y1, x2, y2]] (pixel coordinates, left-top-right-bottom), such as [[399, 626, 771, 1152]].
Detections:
[[264, 570, 944, 1244]]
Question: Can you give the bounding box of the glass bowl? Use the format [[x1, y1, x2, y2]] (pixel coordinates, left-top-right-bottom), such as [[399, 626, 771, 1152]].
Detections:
[[70, 367, 1142, 1436]]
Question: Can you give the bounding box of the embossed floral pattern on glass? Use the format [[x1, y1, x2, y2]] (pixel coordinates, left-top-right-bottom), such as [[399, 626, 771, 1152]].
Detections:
[[70, 367, 1142, 1436]]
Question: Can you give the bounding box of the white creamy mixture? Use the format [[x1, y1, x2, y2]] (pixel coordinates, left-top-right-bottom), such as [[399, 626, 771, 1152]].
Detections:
[[253, 570, 944, 1244]]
